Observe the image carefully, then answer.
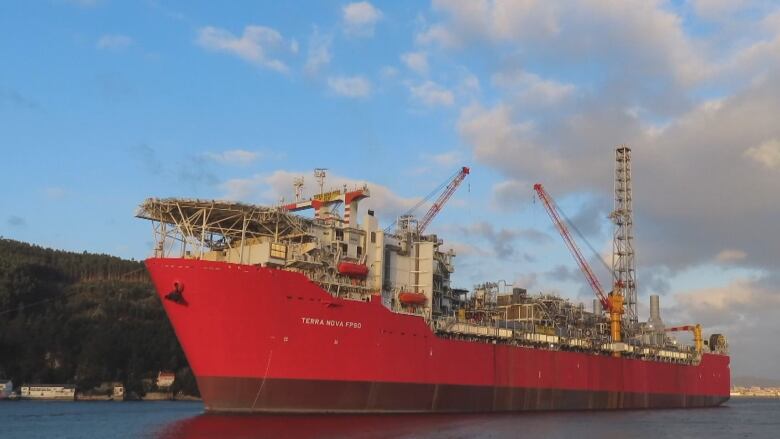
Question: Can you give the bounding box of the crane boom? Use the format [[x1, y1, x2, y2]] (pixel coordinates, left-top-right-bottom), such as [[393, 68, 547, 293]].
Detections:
[[533, 184, 611, 311], [418, 166, 470, 234], [664, 324, 703, 353]]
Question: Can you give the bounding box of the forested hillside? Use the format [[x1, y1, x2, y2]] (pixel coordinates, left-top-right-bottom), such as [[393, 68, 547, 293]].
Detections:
[[0, 238, 197, 396]]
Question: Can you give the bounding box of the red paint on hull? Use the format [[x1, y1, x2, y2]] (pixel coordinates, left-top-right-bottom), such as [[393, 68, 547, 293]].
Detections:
[[146, 258, 730, 413]]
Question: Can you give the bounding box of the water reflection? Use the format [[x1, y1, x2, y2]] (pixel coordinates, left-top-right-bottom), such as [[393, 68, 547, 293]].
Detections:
[[154, 404, 738, 439], [153, 410, 622, 439], [156, 412, 484, 439]]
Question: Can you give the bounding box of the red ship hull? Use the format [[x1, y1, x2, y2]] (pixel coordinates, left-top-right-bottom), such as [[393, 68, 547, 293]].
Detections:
[[146, 258, 730, 413]]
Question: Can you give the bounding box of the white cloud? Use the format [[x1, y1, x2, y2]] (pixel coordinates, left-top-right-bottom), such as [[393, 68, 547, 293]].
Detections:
[[327, 75, 372, 98], [420, 0, 712, 87], [427, 2, 778, 278], [204, 149, 261, 166], [445, 240, 491, 258], [196, 25, 291, 73], [715, 249, 748, 264], [409, 81, 455, 107], [454, 221, 551, 258], [380, 66, 399, 79], [744, 139, 780, 169], [416, 24, 458, 47], [763, 10, 780, 32], [460, 72, 780, 274], [493, 69, 574, 105], [691, 0, 748, 20], [304, 28, 332, 75], [417, 0, 560, 47], [220, 176, 262, 202], [675, 278, 772, 318], [458, 104, 565, 178], [671, 276, 780, 378], [428, 151, 462, 167], [457, 69, 481, 96], [343, 2, 383, 37], [400, 51, 429, 75], [491, 179, 533, 210], [721, 32, 780, 81], [96, 34, 133, 50]]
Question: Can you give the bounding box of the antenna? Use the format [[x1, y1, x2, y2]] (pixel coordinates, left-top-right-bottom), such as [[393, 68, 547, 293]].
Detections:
[[314, 168, 327, 196], [293, 177, 305, 201]]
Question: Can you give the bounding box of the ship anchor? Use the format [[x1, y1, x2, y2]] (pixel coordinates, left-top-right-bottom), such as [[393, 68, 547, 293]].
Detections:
[[165, 282, 188, 306]]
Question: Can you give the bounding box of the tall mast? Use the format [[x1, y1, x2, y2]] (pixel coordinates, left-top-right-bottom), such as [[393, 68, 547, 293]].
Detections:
[[611, 145, 637, 325], [314, 168, 327, 196]]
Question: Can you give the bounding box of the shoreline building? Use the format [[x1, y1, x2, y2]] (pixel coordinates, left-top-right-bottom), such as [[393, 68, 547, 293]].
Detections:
[[20, 384, 76, 400], [156, 371, 175, 390], [0, 380, 12, 399]]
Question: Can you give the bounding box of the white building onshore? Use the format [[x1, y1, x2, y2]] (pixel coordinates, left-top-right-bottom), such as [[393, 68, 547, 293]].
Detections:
[[156, 371, 175, 389], [0, 380, 12, 399], [20, 384, 76, 400]]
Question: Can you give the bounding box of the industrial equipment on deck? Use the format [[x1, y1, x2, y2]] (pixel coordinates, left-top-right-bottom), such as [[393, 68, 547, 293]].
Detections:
[[665, 325, 704, 353], [532, 183, 625, 344], [136, 146, 730, 414]]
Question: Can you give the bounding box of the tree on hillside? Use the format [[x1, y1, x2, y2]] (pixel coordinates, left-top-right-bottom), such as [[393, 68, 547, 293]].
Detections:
[[0, 239, 199, 396]]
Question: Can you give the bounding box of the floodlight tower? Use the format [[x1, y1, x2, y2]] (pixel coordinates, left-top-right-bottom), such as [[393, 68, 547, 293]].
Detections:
[[314, 168, 327, 196], [293, 177, 305, 201], [611, 145, 638, 325]]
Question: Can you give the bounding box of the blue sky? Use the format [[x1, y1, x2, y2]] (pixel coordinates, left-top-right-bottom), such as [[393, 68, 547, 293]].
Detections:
[[1, 0, 519, 272], [2, 0, 780, 378]]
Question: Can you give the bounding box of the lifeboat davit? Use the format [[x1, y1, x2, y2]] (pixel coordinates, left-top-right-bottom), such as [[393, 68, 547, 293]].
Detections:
[[399, 292, 426, 305], [337, 261, 369, 278]]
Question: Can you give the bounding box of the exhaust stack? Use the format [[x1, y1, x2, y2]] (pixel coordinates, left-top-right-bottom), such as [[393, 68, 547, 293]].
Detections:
[[648, 294, 664, 330]]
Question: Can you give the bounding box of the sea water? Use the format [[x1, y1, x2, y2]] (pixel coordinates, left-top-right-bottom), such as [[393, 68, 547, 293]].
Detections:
[[2, 398, 777, 438]]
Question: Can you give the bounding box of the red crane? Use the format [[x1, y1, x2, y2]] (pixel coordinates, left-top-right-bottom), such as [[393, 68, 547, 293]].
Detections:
[[418, 166, 470, 234], [533, 183, 625, 342], [533, 183, 611, 311]]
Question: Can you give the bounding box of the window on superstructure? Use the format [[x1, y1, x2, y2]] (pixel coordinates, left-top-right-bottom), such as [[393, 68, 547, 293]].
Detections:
[[370, 232, 376, 243], [270, 243, 287, 259], [357, 246, 362, 258], [335, 229, 344, 241]]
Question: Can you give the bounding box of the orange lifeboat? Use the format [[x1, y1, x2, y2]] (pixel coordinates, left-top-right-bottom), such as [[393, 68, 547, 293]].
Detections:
[[337, 261, 369, 278], [398, 292, 426, 305]]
